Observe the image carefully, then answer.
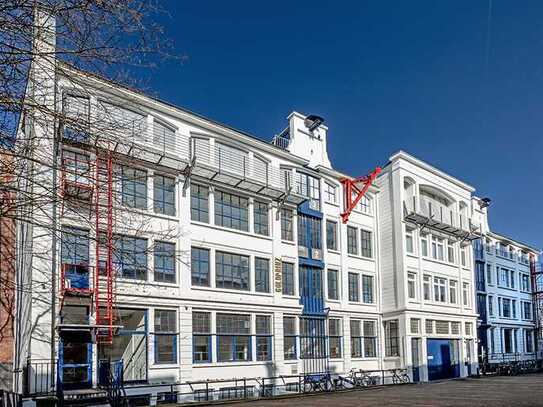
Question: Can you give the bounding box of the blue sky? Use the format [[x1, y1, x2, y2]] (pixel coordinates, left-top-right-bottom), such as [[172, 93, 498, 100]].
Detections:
[[144, 1, 543, 249]]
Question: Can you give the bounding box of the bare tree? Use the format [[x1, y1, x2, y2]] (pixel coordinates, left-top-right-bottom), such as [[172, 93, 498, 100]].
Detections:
[[0, 0, 188, 393]]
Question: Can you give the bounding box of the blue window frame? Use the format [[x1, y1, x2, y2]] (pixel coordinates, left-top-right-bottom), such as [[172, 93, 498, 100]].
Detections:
[[215, 190, 249, 231], [217, 314, 252, 362], [255, 258, 270, 293], [193, 312, 212, 363], [190, 184, 209, 223], [154, 241, 175, 283], [191, 247, 210, 286], [98, 308, 148, 383], [121, 166, 147, 209], [282, 262, 295, 296], [215, 251, 249, 291], [253, 201, 269, 236], [256, 315, 272, 361], [298, 214, 322, 257], [154, 309, 177, 364], [153, 175, 176, 216]]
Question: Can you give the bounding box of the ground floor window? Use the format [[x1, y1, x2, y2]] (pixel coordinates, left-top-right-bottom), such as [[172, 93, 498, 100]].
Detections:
[[154, 310, 177, 364], [525, 330, 534, 353], [283, 316, 297, 360], [384, 320, 399, 357], [217, 314, 252, 362], [98, 308, 147, 383], [193, 312, 211, 363], [328, 318, 342, 358], [503, 328, 514, 354], [256, 315, 272, 361]]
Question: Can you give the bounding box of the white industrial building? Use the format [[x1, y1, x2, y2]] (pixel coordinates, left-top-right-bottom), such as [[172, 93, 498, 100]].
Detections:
[[8, 9, 542, 406]]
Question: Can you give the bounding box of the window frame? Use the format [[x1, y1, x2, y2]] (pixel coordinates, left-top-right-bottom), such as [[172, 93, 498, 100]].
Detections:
[[121, 166, 148, 209], [153, 174, 176, 216], [154, 309, 178, 365], [153, 241, 176, 284]]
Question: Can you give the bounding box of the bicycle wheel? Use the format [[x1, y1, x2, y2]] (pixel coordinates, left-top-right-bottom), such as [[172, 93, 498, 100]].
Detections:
[[401, 373, 410, 383]]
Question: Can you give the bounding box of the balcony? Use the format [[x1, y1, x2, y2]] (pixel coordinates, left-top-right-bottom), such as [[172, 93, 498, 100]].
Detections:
[[271, 134, 290, 150], [403, 196, 480, 240], [190, 141, 289, 200]]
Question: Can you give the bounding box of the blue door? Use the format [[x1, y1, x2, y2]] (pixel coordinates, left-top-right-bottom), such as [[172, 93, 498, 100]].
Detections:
[[427, 339, 460, 381], [59, 340, 92, 389]]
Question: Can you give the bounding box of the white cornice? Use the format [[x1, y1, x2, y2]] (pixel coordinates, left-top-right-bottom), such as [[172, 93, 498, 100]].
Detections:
[[487, 231, 540, 253], [389, 150, 475, 193]]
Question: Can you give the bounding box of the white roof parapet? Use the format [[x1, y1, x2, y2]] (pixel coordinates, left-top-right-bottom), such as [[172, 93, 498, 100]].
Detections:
[[389, 150, 476, 193]]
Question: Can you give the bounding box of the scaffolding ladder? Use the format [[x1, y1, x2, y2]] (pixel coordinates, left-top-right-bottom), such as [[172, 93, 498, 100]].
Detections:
[[94, 150, 116, 344]]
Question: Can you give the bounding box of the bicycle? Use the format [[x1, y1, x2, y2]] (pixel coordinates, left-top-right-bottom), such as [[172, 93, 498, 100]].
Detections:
[[391, 369, 410, 384]]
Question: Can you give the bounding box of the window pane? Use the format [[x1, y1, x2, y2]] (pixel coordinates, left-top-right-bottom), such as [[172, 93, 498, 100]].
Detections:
[[215, 191, 249, 231], [255, 258, 270, 293], [153, 175, 176, 216], [282, 263, 295, 296], [191, 247, 210, 286], [254, 201, 269, 236], [154, 241, 175, 283], [216, 252, 250, 291], [190, 184, 209, 223]]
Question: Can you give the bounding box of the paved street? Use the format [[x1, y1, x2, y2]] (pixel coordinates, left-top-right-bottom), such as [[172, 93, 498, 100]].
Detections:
[[224, 374, 543, 407]]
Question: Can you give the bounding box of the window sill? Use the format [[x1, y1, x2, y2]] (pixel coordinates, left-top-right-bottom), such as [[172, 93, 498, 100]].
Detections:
[[193, 361, 273, 368], [190, 221, 273, 241], [347, 254, 375, 262], [151, 363, 179, 369], [119, 204, 179, 222], [191, 285, 274, 298], [327, 249, 341, 255], [282, 294, 301, 300], [348, 301, 376, 306], [351, 357, 379, 361], [281, 240, 296, 246]]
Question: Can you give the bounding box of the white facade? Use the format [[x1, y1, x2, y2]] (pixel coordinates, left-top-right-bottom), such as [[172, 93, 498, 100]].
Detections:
[[12, 13, 540, 403], [376, 152, 479, 381]]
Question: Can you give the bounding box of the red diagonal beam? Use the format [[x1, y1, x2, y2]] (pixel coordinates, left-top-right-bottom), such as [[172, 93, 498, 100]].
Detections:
[[340, 167, 382, 223]]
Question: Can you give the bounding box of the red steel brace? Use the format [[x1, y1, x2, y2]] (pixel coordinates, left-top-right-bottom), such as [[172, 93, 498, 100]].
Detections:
[[340, 167, 382, 223]]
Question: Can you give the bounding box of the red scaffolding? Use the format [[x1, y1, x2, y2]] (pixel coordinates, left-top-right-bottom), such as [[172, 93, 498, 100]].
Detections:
[[59, 149, 116, 344], [340, 167, 382, 224], [94, 151, 115, 344]]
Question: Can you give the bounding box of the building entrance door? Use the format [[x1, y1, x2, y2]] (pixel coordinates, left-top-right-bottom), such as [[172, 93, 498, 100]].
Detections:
[[427, 339, 460, 381], [411, 338, 421, 382]]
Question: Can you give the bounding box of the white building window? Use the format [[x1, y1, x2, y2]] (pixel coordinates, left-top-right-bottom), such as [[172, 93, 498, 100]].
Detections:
[[447, 241, 455, 264], [359, 196, 372, 215], [420, 233, 429, 257], [324, 182, 337, 204], [462, 282, 470, 307], [486, 264, 493, 285], [423, 275, 431, 301], [449, 280, 457, 304], [408, 272, 417, 299], [431, 236, 444, 261], [405, 228, 414, 254], [433, 277, 446, 302]]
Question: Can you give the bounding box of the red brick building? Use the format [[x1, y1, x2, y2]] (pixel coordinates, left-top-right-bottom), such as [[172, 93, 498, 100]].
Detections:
[[0, 150, 15, 391]]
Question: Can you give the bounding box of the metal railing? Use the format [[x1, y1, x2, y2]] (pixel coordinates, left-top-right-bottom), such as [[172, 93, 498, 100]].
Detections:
[[24, 359, 56, 396], [191, 140, 285, 192], [404, 196, 478, 232], [271, 135, 290, 150], [117, 368, 411, 405], [0, 390, 21, 407]]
